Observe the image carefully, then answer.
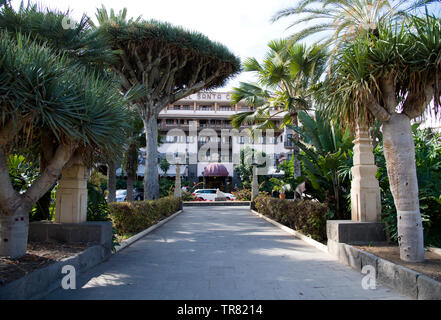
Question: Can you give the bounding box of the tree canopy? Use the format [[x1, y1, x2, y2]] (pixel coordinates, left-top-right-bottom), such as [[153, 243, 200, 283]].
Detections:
[[99, 18, 241, 104]]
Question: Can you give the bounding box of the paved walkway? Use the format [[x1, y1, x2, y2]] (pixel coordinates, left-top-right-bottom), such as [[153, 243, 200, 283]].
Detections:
[[45, 206, 407, 300]]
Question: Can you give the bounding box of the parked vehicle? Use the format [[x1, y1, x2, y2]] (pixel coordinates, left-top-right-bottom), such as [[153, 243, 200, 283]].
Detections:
[[115, 189, 127, 202], [115, 188, 144, 202], [193, 189, 236, 201]]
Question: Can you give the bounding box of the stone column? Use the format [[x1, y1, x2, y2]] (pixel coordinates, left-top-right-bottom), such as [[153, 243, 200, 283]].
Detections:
[[351, 125, 381, 222], [55, 158, 88, 224], [174, 165, 182, 198]]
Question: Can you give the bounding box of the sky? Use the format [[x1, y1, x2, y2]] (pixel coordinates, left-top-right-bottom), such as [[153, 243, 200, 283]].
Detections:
[[9, 0, 441, 92], [10, 0, 299, 91]]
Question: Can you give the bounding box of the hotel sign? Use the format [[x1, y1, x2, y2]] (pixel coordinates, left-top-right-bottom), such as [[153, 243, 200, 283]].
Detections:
[[180, 92, 232, 102]]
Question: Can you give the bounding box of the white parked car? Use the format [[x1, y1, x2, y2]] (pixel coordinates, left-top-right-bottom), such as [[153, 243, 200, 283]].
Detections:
[[115, 189, 127, 202], [193, 189, 236, 201]]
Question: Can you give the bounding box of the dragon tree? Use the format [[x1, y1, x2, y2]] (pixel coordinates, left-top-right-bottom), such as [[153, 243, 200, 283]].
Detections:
[[97, 15, 241, 200]]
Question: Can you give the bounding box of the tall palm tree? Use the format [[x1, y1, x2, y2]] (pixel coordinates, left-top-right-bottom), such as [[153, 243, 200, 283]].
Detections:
[[231, 40, 328, 178], [272, 0, 438, 47], [321, 12, 441, 262]]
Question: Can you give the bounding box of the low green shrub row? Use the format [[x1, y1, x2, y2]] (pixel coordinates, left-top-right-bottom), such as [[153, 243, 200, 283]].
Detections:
[[254, 195, 329, 243], [109, 196, 182, 236]]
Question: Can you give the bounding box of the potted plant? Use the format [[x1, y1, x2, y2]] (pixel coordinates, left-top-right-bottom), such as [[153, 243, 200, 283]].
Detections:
[[270, 178, 291, 199]]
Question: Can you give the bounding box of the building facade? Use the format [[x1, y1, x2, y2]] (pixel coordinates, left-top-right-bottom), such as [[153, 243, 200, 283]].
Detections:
[[153, 91, 294, 191]]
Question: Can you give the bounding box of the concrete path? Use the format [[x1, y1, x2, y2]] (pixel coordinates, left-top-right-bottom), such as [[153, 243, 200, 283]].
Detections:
[[45, 206, 407, 300]]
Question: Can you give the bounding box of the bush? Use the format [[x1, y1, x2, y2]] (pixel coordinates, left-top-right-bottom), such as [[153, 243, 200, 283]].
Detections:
[[109, 196, 182, 236], [232, 188, 252, 201], [254, 194, 329, 243]]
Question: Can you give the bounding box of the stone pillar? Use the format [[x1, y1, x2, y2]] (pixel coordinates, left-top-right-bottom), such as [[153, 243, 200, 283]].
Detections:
[[351, 125, 381, 222], [174, 165, 182, 198], [55, 158, 88, 224]]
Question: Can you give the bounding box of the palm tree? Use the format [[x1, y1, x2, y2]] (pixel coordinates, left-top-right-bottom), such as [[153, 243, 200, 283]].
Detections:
[[231, 40, 328, 178], [123, 111, 145, 202], [321, 12, 441, 262], [272, 0, 438, 47]]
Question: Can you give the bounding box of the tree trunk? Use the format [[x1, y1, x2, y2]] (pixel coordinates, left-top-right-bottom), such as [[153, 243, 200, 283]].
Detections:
[[0, 206, 30, 258], [143, 115, 160, 200], [34, 190, 52, 221], [35, 133, 57, 221], [382, 113, 424, 262], [0, 144, 75, 258], [107, 161, 116, 203], [126, 174, 134, 202], [125, 141, 138, 202], [291, 112, 301, 178]]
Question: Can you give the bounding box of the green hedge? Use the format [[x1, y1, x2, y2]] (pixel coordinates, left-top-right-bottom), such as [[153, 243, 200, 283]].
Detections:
[[254, 195, 329, 243], [109, 196, 182, 235]]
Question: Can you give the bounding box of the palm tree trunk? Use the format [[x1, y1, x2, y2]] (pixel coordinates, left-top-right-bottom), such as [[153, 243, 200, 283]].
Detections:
[[107, 161, 116, 203], [143, 114, 160, 200], [291, 112, 301, 178], [382, 113, 424, 262], [125, 140, 139, 202]]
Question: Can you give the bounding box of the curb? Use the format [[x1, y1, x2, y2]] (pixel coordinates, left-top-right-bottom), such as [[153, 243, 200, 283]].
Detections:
[[0, 244, 107, 300], [114, 210, 183, 253], [328, 241, 441, 300], [184, 201, 250, 207], [250, 209, 328, 253]]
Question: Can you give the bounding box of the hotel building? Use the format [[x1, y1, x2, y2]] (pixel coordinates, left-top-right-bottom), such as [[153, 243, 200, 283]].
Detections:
[[152, 91, 294, 191]]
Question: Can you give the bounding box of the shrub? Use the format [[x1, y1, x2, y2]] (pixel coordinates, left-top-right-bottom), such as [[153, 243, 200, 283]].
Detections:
[[109, 196, 182, 236], [232, 188, 252, 201], [181, 191, 199, 201], [255, 194, 329, 243]]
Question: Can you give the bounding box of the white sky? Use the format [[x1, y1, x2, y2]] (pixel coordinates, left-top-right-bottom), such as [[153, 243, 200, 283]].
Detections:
[[10, 0, 299, 91], [9, 1, 441, 92]]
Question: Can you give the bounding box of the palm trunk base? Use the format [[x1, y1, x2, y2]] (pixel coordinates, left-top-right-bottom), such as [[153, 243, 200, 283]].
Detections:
[[397, 210, 425, 262], [0, 214, 29, 258]]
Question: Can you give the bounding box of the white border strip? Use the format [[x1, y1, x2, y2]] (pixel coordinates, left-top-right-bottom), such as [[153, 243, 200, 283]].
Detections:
[[250, 209, 328, 253], [114, 210, 183, 253]]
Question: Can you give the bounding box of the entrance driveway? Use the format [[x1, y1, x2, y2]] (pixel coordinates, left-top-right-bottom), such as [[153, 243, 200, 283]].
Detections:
[[45, 206, 407, 299]]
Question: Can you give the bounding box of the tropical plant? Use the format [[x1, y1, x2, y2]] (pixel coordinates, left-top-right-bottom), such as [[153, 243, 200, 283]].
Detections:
[[320, 12, 441, 261], [159, 158, 171, 178], [0, 22, 129, 258], [375, 125, 441, 247], [231, 40, 328, 178], [271, 0, 437, 49], [286, 110, 354, 219], [95, 7, 241, 200], [270, 177, 292, 196], [0, 2, 128, 219], [234, 147, 267, 188]]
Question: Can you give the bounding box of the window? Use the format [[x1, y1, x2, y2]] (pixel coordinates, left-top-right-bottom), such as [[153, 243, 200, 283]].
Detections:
[[182, 105, 190, 110], [200, 105, 213, 111], [166, 119, 174, 125], [220, 106, 232, 111], [173, 105, 181, 110]]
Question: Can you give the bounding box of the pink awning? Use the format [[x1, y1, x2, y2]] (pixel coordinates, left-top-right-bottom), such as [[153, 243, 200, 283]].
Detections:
[[203, 163, 229, 177]]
